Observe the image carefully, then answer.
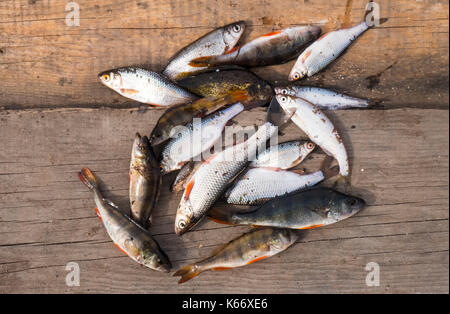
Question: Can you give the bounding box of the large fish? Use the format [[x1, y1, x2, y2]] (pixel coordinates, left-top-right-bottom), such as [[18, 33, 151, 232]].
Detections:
[[250, 140, 315, 169], [189, 26, 321, 68], [225, 166, 339, 205], [288, 6, 381, 81], [275, 94, 350, 178], [78, 168, 171, 272], [129, 133, 161, 228], [275, 86, 370, 110], [177, 69, 273, 107], [175, 122, 278, 235], [160, 102, 245, 174], [163, 21, 246, 80], [150, 91, 249, 146], [208, 187, 365, 229], [98, 67, 198, 106], [173, 228, 299, 284], [171, 161, 201, 193]]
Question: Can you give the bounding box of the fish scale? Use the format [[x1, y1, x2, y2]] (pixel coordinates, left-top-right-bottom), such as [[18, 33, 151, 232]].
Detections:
[[225, 168, 325, 205], [175, 122, 278, 235]]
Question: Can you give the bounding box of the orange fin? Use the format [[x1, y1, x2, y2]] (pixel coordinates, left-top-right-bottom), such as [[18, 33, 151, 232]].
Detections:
[[261, 30, 282, 37], [173, 264, 201, 284], [94, 207, 102, 222], [224, 46, 240, 54], [211, 267, 232, 271], [189, 56, 214, 67], [246, 255, 269, 265], [120, 88, 139, 95], [300, 224, 325, 230], [301, 49, 312, 64], [114, 243, 129, 257], [250, 225, 262, 228], [184, 179, 195, 200]]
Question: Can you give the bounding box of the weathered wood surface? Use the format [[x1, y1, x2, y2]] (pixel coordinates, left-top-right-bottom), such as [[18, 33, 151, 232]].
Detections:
[[0, 0, 448, 109], [0, 107, 448, 293], [0, 0, 449, 294]]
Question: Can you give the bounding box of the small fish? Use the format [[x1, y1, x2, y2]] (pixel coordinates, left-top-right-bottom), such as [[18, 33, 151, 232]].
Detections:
[[289, 7, 381, 81], [250, 140, 316, 169], [175, 122, 278, 235], [190, 26, 321, 68], [129, 133, 161, 228], [225, 165, 339, 205], [275, 86, 370, 110], [98, 67, 198, 106], [177, 69, 274, 108], [173, 228, 299, 284], [78, 168, 171, 272], [163, 21, 246, 80], [150, 91, 249, 146], [171, 161, 201, 193], [275, 94, 350, 178], [160, 102, 245, 174], [208, 187, 365, 229]]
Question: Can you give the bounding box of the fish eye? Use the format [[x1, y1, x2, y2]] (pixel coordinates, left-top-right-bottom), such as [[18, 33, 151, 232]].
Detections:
[[307, 142, 315, 150], [347, 199, 358, 206], [279, 96, 288, 103], [178, 220, 186, 229], [233, 24, 241, 33], [102, 74, 111, 82], [282, 89, 288, 95], [293, 73, 300, 80]]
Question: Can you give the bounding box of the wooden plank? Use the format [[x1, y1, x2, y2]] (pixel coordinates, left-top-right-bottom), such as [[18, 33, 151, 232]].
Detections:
[[0, 0, 449, 109], [0, 107, 448, 293]]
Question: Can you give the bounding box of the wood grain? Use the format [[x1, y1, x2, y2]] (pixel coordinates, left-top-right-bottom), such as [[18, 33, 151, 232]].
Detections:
[[0, 0, 449, 109], [0, 107, 448, 293]]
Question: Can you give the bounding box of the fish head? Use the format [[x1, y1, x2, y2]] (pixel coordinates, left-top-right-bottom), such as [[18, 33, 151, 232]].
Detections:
[[277, 229, 300, 247], [141, 248, 172, 273], [328, 194, 366, 222], [223, 21, 246, 50], [288, 65, 307, 81], [98, 69, 122, 89], [175, 197, 196, 236], [275, 94, 298, 114], [301, 141, 316, 155], [274, 86, 298, 97], [132, 132, 151, 160]]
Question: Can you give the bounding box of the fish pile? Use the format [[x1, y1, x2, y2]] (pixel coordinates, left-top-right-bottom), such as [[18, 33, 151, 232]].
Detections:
[[79, 6, 380, 283]]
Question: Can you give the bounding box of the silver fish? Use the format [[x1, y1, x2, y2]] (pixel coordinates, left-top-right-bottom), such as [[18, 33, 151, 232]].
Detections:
[[275, 86, 370, 110], [163, 21, 246, 80], [175, 122, 278, 235], [98, 67, 198, 106], [160, 102, 244, 174], [275, 94, 350, 178], [250, 140, 315, 169]]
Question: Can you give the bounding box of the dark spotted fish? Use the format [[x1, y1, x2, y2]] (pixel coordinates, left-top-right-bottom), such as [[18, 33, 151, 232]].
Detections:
[[78, 168, 171, 272], [173, 228, 299, 284]]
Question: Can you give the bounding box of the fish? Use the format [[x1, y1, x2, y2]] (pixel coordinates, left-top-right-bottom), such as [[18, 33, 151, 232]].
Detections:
[[78, 168, 171, 272], [225, 165, 339, 205], [149, 91, 250, 146], [163, 21, 246, 80], [177, 69, 274, 108], [129, 133, 162, 228], [189, 26, 322, 68], [275, 86, 370, 110], [175, 122, 278, 235], [208, 187, 366, 229], [160, 102, 245, 174], [275, 94, 350, 178], [288, 6, 380, 81], [173, 228, 299, 284], [98, 67, 198, 106], [171, 161, 201, 193], [250, 140, 316, 169]]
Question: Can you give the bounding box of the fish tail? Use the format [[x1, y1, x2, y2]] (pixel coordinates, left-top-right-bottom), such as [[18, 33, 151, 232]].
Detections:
[[78, 167, 99, 192], [173, 264, 202, 284], [207, 207, 236, 225], [364, 0, 388, 27], [188, 56, 217, 68], [320, 156, 340, 180]]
